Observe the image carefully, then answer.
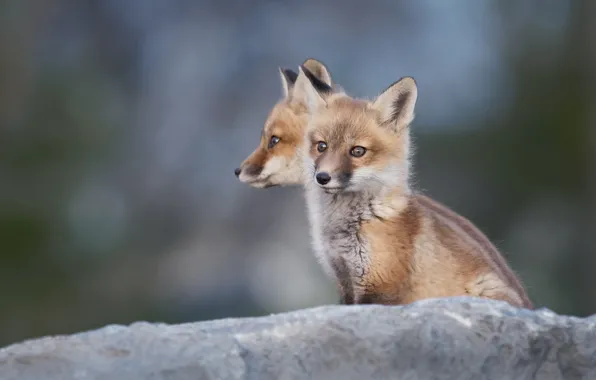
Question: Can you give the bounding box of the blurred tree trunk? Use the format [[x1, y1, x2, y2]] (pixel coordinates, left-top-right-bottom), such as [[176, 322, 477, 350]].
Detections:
[[583, 0, 596, 312], [0, 0, 58, 129], [585, 0, 596, 298]]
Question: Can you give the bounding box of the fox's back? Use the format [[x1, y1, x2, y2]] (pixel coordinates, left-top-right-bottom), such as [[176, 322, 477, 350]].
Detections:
[[360, 195, 531, 308], [415, 194, 532, 307]]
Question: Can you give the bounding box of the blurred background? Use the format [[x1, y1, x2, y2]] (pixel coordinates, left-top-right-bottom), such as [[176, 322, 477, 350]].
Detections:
[[0, 0, 594, 347]]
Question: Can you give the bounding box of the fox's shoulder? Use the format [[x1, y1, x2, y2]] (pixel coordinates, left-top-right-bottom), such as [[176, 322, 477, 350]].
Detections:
[[363, 193, 530, 308], [363, 194, 424, 257]]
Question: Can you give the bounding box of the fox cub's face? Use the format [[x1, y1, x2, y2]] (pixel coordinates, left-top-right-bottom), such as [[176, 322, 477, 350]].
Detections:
[[235, 59, 336, 188], [235, 99, 308, 188], [295, 67, 418, 194]]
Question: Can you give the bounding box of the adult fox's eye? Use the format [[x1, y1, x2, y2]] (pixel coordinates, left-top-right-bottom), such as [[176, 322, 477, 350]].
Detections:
[[268, 136, 281, 149], [350, 146, 367, 157]]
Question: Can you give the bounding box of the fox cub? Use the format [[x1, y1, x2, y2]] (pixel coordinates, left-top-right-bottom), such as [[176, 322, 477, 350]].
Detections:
[[235, 59, 341, 188], [293, 65, 532, 308], [235, 58, 532, 309]]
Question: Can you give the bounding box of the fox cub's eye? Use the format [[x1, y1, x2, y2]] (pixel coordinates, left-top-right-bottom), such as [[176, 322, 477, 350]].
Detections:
[[268, 136, 281, 149], [316, 141, 328, 153], [350, 146, 367, 157]]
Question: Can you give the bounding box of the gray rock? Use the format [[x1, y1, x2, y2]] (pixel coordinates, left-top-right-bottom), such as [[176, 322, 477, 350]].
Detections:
[[0, 297, 595, 380]]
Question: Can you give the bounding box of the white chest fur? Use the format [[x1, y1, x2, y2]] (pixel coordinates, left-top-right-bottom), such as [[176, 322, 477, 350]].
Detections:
[[303, 183, 373, 289]]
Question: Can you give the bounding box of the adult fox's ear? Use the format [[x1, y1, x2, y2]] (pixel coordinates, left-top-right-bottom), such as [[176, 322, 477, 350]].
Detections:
[[372, 76, 418, 132], [291, 65, 327, 113], [278, 68, 298, 98], [301, 58, 333, 87]]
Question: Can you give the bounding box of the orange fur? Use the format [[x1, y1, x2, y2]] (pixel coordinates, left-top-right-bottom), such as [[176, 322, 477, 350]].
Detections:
[[237, 102, 309, 187], [235, 59, 340, 188], [234, 60, 532, 309], [300, 70, 532, 309]]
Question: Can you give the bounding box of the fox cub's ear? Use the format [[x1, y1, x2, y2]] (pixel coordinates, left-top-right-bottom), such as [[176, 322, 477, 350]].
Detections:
[[301, 58, 333, 87], [291, 65, 327, 112], [279, 68, 299, 98], [372, 77, 418, 132], [301, 65, 334, 97]]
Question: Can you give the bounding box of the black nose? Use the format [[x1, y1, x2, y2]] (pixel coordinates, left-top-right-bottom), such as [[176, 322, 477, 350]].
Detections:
[[316, 172, 331, 185], [234, 168, 241, 177]]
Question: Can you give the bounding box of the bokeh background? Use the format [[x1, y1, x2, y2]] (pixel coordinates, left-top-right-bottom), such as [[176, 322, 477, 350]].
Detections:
[[1, 0, 594, 347]]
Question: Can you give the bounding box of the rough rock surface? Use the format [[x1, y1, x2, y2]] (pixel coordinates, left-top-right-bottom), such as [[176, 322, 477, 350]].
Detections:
[[0, 297, 595, 380]]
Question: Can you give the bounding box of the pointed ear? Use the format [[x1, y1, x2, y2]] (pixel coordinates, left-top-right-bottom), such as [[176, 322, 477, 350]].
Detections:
[[291, 66, 327, 112], [372, 77, 418, 130], [301, 66, 333, 96], [301, 58, 333, 87], [279, 68, 298, 98]]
